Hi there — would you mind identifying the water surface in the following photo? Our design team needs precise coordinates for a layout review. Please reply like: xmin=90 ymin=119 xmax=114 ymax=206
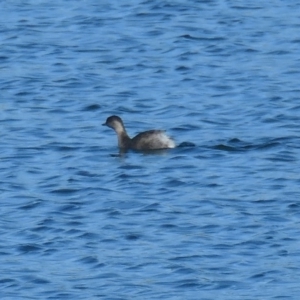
xmin=1 ymin=1 xmax=300 ymax=299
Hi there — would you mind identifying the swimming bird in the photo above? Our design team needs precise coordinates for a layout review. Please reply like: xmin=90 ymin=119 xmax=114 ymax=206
xmin=103 ymin=115 xmax=176 ymax=150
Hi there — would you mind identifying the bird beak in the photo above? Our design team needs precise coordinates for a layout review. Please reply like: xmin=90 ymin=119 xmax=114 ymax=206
xmin=102 ymin=123 xmax=107 ymax=126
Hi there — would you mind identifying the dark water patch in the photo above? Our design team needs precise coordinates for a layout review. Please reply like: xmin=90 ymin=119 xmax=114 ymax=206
xmin=117 ymin=172 xmax=143 ymax=180
xmin=165 ymin=179 xmax=186 ymax=187
xmin=175 ymin=279 xmax=201 ymax=289
xmin=105 ymin=209 xmax=122 ymax=217
xmin=173 ymin=267 xmax=196 ymax=275
xmin=211 ymin=138 xmax=285 ymax=152
xmin=160 ymin=223 xmax=177 ymax=229
xmin=266 ymin=153 xmax=297 ymax=162
xmin=48 ymin=108 xmax=69 ymax=114
xmin=268 ymin=50 xmax=291 ymax=55
xmin=77 ymin=256 xmax=99 ymax=265
xmin=228 ymin=138 xmax=242 ymax=143
xmin=55 ymin=145 xmax=78 ymax=152
xmin=212 ymin=243 xmax=233 ymax=250
xmin=0 ymin=55 xmax=9 ymax=60
xmin=50 ymin=188 xmax=79 ymax=195
xmin=0 ymin=278 xmax=17 ymax=286
xmin=76 ymin=170 xmax=98 ymax=177
xmin=206 ymin=183 xmax=221 ymax=188
xmin=138 ymin=203 xmax=160 ymax=212
xmin=262 ymin=215 xmax=289 ymax=223
xmin=263 ymin=114 xmax=286 ymax=123
xmin=231 ymin=5 xmax=263 ymax=10
xmin=175 ymin=65 xmax=190 ymax=71
xmin=109 ymin=153 xmax=123 ymax=157
xmin=237 ymin=240 xmax=268 ymax=247
xmin=19 ymin=200 xmax=43 ymax=210
xmin=287 ymin=203 xmax=300 ymax=209
xmin=212 ymin=144 xmax=240 ymax=152
xmin=100 ymin=238 xmax=117 ymax=244
xmin=270 ymin=184 xmax=287 ymax=190
xmin=17 ymin=244 xmax=42 ymax=254
xmin=244 ymin=48 xmax=259 ymax=53
xmin=66 ymin=228 xmax=83 ymax=235
xmin=254 ymin=141 xmax=281 ymax=150
xmin=250 ymin=270 xmax=281 ymax=280
xmin=169 ymin=255 xmax=202 ymax=262
xmin=125 ymin=233 xmax=141 ymax=241
xmin=169 ymin=155 xmax=188 ymax=161
xmin=31 ymin=225 xmax=53 ymax=233
xmin=119 ymin=164 xmax=144 ymax=170
xmin=180 ymin=34 xmax=225 ymax=42
xmin=31 ymin=277 xmax=50 ymax=284
xmin=59 ymin=203 xmax=82 ymax=212
xmin=213 ymin=280 xmax=242 ymax=290
xmin=82 ymin=104 xmax=101 ymax=111
xmin=133 ymin=148 xmax=175 ymax=156
xmin=37 ymin=217 xmax=55 ymax=226
xmin=254 ymin=199 xmax=277 ymax=205
xmin=277 ymin=250 xmax=288 ymax=256
xmin=177 ymin=141 xmax=196 ymax=147
xmin=79 ymin=232 xmax=99 ymax=240
xmin=15 ymin=91 xmax=33 ymax=96
xmin=114 ymin=105 xmax=140 ymax=113
xmin=73 ymin=284 xmax=89 ymax=290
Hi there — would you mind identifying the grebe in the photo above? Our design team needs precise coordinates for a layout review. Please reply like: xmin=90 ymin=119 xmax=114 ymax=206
xmin=103 ymin=115 xmax=176 ymax=150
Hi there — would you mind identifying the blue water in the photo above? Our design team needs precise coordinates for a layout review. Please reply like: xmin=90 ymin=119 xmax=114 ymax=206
xmin=1 ymin=1 xmax=300 ymax=299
